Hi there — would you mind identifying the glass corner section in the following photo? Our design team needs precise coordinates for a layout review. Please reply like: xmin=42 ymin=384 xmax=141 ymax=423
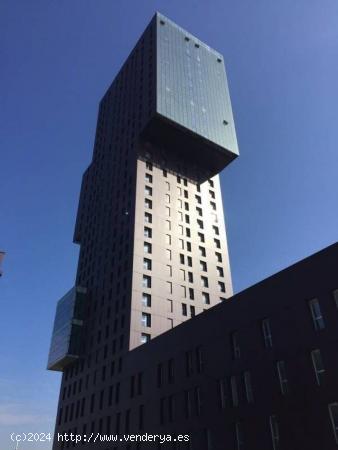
xmin=47 ymin=286 xmax=87 ymax=371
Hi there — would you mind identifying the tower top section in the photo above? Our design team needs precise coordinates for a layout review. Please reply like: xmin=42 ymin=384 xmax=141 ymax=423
xmin=102 ymin=12 xmax=239 ymax=178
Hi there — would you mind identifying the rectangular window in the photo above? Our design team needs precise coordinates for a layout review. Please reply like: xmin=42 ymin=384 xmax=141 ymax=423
xmin=235 ymin=422 xmax=244 ymax=449
xmin=328 ymin=403 xmax=338 ymax=443
xmin=218 ymin=281 xmax=225 ymax=292
xmin=230 ymin=376 xmax=238 ymax=407
xmin=195 ymin=194 xmax=201 ymax=204
xmin=185 ymin=214 xmax=190 ymax=224
xmin=140 ymin=333 xmax=150 ymax=344
xmin=144 ymin=212 xmax=152 ymax=223
xmin=190 ymin=305 xmax=195 ymax=317
xmin=311 ymin=349 xmax=325 ymax=385
xmin=179 ymin=239 xmax=184 ymax=249
xmin=143 ymin=242 xmax=152 ymax=254
xmin=243 ymin=371 xmax=254 ymax=403
xmin=166 ymin=249 xmax=172 ymax=260
xmin=262 ymin=318 xmax=273 ymax=348
xmin=165 ymin=220 xmax=171 ymax=230
xmin=217 ymin=266 xmax=224 ymax=277
xmin=202 ymin=292 xmax=210 ymax=305
xmin=165 ymin=234 xmax=171 ymax=245
xmin=185 ymin=351 xmax=193 ymax=376
xmin=179 ymin=225 xmax=184 ymax=235
xmin=208 ymin=179 xmax=214 ymax=187
xmin=177 ymin=199 xmax=183 ymax=209
xmin=142 ymin=293 xmax=151 ymax=307
xmin=165 ymin=181 xmax=170 ymax=190
xmin=166 ymin=282 xmax=172 ymax=294
xmin=142 ymin=275 xmax=151 ymax=288
xmin=200 ymin=261 xmax=207 ymax=271
xmin=165 ymin=194 xmax=170 ymax=203
xmin=201 ymin=276 xmax=208 ymax=287
xmin=187 ymin=256 xmax=192 ymax=267
xmin=144 ymin=226 xmax=152 ymax=238
xmin=214 ymin=238 xmax=221 ymax=248
xmin=166 ymin=265 xmax=172 ymax=277
xmin=231 ymin=331 xmax=240 ymax=359
xmin=146 ymin=162 xmax=153 ymax=171
xmin=197 ymin=219 xmax=204 ymax=229
xmin=184 ymin=189 xmax=188 ymax=199
xmin=308 ymin=298 xmax=325 ymax=330
xmin=198 ymin=232 xmax=205 ymax=243
xmin=167 ymin=299 xmax=173 ymax=313
xmin=333 ymin=289 xmax=338 ymax=308
xmin=269 ymin=415 xmax=280 ymax=450
xmin=213 ymin=225 xmax=219 ymax=235
xmin=276 ymin=361 xmax=288 ymax=394
xmin=199 ymin=246 xmax=206 ymax=257
xmin=177 ymin=187 xmax=182 ymax=196
xmin=145 ymin=173 xmax=152 ymax=183
xmin=215 ymin=252 xmax=222 ymax=262
xmin=210 ymin=201 xmax=216 ymax=210
xmin=165 ymin=206 xmax=171 ymax=216
xmin=209 ymin=189 xmax=215 ymax=199
xmin=188 ymin=272 xmax=193 ymax=283
xmin=145 ymin=185 xmax=152 ymax=196
xmin=186 ymin=241 xmax=191 ymax=252
xmin=143 ymin=258 xmax=151 ymax=270
xmin=180 ymin=269 xmax=186 ymax=281
xmin=218 ymin=378 xmax=227 ymax=409
xmin=141 ymin=313 xmax=151 ymax=327
xmin=180 ymin=254 xmax=185 ymax=264
xmin=182 ymin=303 xmax=187 ymax=316
xmin=180 ymin=285 xmax=187 ymax=298
xmin=196 ymin=207 xmax=202 ymax=216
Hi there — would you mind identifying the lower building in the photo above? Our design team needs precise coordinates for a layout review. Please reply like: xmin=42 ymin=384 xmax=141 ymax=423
xmin=54 ymin=242 xmax=338 ymax=450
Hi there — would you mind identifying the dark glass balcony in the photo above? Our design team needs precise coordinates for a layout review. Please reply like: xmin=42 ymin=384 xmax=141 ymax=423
xmin=47 ymin=286 xmax=86 ymax=371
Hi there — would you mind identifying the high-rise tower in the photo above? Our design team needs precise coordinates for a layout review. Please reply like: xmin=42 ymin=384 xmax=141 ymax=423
xmin=48 ymin=12 xmax=238 ymax=448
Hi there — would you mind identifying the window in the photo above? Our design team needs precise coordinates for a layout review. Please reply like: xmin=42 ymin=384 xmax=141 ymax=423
xmin=202 ymin=292 xmax=210 ymax=304
xmin=276 ymin=361 xmax=288 ymax=395
xmin=209 ymin=189 xmax=215 ymax=199
xmin=184 ymin=190 xmax=188 ymax=199
xmin=201 ymin=276 xmax=208 ymax=287
xmin=269 ymin=415 xmax=279 ymax=450
xmin=186 ymin=228 xmax=191 ymax=237
xmin=214 ymin=238 xmax=220 ymax=248
xmin=165 ymin=234 xmax=171 ymax=245
xmin=187 ymin=256 xmax=192 ymax=267
xmin=177 ymin=187 xmax=182 ymax=196
xmin=190 ymin=305 xmax=195 ymax=317
xmin=188 ymin=272 xmax=193 ymax=283
xmin=141 ymin=313 xmax=151 ymax=327
xmin=311 ymin=349 xmax=325 ymax=385
xmin=145 ymin=173 xmax=152 ymax=183
xmin=196 ymin=184 xmax=201 ymax=192
xmin=184 ymin=202 xmax=189 ymax=211
xmin=210 ymin=201 xmax=216 ymax=210
xmin=179 ymin=225 xmax=184 ymax=235
xmin=177 ymin=199 xmax=183 ymax=209
xmin=167 ymin=299 xmax=173 ymax=312
xmin=165 ymin=194 xmax=170 ymax=203
xmin=185 ymin=214 xmax=190 ymax=224
xmin=185 ymin=351 xmax=193 ymax=376
xmin=166 ymin=265 xmax=172 ymax=277
xmin=165 ymin=220 xmax=171 ymax=230
xmin=213 ymin=225 xmax=219 ymax=235
xmin=146 ymin=161 xmax=153 ymax=171
xmin=165 ymin=181 xmax=170 ymax=190
xmin=165 ymin=206 xmax=171 ymax=216
xmin=208 ymin=179 xmax=214 ymax=187
xmin=144 ymin=242 xmax=152 ymax=254
xmin=163 ymin=170 xmax=168 ymax=178
xmin=186 ymin=241 xmax=191 ymax=252
xmin=166 ymin=249 xmax=172 ymax=260
xmin=180 ymin=269 xmax=186 ymax=281
xmin=189 ymin=288 xmax=194 ymax=300
xmin=243 ymin=371 xmax=254 ymax=403
xmin=197 ymin=219 xmax=204 ymax=229
xmin=143 ymin=258 xmax=151 ymax=270
xmin=200 ymin=261 xmax=207 ymax=272
xmin=199 ymin=246 xmax=206 ymax=257
xmin=145 ymin=185 xmax=152 ymax=196
xmin=218 ymin=378 xmax=227 ymax=409
xmin=328 ymin=403 xmax=338 ymax=443
xmin=142 ymin=275 xmax=151 ymax=288
xmin=167 ymin=282 xmax=172 ymax=294
xmin=180 ymin=254 xmax=185 ymax=265
xmin=212 ymin=213 xmax=218 ymax=223
xmin=182 ymin=303 xmax=187 ymax=316
xmin=144 ymin=226 xmax=152 ymax=238
xmin=217 ymin=266 xmax=224 ymax=277
xmin=195 ymin=194 xmax=201 ymax=204
xmin=215 ymin=252 xmax=222 ymax=262
xmin=308 ymin=298 xmax=325 ymax=330
xmin=180 ymin=285 xmax=187 ymax=298
xmin=235 ymin=422 xmax=244 ymax=449
xmin=179 ymin=239 xmax=184 ymax=249
xmin=142 ymin=293 xmax=151 ymax=307
xmin=141 ymin=333 xmax=150 ymax=344
xmin=178 ymin=211 xmax=183 ymax=222
xmin=230 ymin=376 xmax=238 ymax=407
xmin=231 ymin=331 xmax=240 ymax=359
xmin=218 ymin=281 xmax=225 ymax=293
xmin=144 ymin=212 xmax=152 ymax=223
xmin=177 ymin=175 xmax=181 ymax=184
xmin=262 ymin=318 xmax=273 ymax=348
xmin=198 ymin=232 xmax=205 ymax=243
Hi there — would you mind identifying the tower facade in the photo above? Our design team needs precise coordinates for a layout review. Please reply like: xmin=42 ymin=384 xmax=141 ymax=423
xmin=48 ymin=12 xmax=238 ymax=448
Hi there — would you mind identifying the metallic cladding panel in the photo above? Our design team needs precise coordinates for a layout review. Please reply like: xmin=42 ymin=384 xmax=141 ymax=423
xmin=156 ymin=13 xmax=239 ymax=158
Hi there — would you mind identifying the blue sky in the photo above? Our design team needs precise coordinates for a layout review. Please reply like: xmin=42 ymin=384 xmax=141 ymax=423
xmin=1 ymin=0 xmax=337 ymax=448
